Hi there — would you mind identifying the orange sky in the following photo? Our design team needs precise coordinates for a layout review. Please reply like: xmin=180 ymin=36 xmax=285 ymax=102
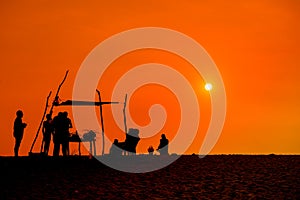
xmin=0 ymin=0 xmax=299 ymax=156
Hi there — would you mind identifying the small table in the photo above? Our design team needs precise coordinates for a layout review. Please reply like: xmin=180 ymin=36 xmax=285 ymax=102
xmin=69 ymin=134 xmax=96 ymax=156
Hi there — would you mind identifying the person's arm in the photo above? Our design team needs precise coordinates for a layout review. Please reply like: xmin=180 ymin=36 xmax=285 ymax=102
xmin=69 ymin=119 xmax=73 ymax=128
xmin=22 ymin=119 xmax=27 ymax=128
xmin=13 ymin=118 xmax=18 ymax=130
xmin=157 ymin=140 xmax=162 ymax=150
xmin=42 ymin=121 xmax=46 ymax=134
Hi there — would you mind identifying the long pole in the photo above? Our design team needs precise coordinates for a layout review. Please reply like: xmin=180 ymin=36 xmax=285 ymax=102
xmin=29 ymin=91 xmax=52 ymax=155
xmin=29 ymin=70 xmax=69 ymax=155
xmin=96 ymin=89 xmax=105 ymax=156
xmin=123 ymin=94 xmax=128 ymax=134
xmin=49 ymin=70 xmax=69 ymax=117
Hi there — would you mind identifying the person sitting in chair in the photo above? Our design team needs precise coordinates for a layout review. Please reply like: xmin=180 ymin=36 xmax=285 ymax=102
xmin=110 ymin=139 xmax=122 ymax=156
xmin=157 ymin=134 xmax=169 ymax=155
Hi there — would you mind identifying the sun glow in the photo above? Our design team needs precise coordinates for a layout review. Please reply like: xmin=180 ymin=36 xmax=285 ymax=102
xmin=205 ymin=83 xmax=213 ymax=91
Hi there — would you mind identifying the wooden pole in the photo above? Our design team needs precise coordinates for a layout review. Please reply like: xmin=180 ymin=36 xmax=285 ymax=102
xmin=29 ymin=91 xmax=52 ymax=155
xmin=29 ymin=70 xmax=69 ymax=155
xmin=96 ymin=89 xmax=105 ymax=156
xmin=123 ymin=94 xmax=128 ymax=134
xmin=49 ymin=70 xmax=69 ymax=117
xmin=93 ymin=139 xmax=96 ymax=156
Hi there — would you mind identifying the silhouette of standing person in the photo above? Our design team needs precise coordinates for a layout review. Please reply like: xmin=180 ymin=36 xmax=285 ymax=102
xmin=61 ymin=112 xmax=72 ymax=156
xmin=52 ymin=112 xmax=63 ymax=156
xmin=42 ymin=114 xmax=54 ymax=156
xmin=52 ymin=112 xmax=73 ymax=156
xmin=13 ymin=110 xmax=27 ymax=157
xmin=157 ymin=134 xmax=169 ymax=155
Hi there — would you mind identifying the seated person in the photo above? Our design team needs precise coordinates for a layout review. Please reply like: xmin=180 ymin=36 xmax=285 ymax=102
xmin=157 ymin=134 xmax=169 ymax=155
xmin=110 ymin=139 xmax=122 ymax=155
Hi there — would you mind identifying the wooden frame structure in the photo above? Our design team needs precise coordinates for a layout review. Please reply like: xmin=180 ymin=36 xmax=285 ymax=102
xmin=29 ymin=70 xmax=120 ymax=156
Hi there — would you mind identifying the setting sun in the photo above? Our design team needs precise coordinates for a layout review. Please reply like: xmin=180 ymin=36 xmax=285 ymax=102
xmin=205 ymin=83 xmax=213 ymax=91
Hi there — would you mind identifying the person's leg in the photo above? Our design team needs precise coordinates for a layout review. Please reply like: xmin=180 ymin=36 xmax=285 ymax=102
xmin=41 ymin=139 xmax=45 ymax=154
xmin=14 ymin=138 xmax=21 ymax=157
xmin=65 ymin=138 xmax=70 ymax=156
xmin=44 ymin=139 xmax=50 ymax=156
xmin=53 ymin=140 xmax=60 ymax=156
xmin=67 ymin=140 xmax=70 ymax=156
xmin=62 ymin=138 xmax=67 ymax=156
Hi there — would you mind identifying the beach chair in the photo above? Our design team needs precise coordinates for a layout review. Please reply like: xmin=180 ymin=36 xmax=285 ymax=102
xmin=118 ymin=128 xmax=140 ymax=155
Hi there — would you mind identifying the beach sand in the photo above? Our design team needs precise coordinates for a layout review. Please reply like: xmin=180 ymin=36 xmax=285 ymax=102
xmin=0 ymin=155 xmax=299 ymax=199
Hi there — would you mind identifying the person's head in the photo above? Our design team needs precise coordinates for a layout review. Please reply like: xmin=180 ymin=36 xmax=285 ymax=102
xmin=161 ymin=134 xmax=166 ymax=139
xmin=58 ymin=112 xmax=63 ymax=117
xmin=46 ymin=114 xmax=52 ymax=120
xmin=63 ymin=111 xmax=68 ymax=117
xmin=16 ymin=110 xmax=23 ymax=118
xmin=113 ymin=139 xmax=119 ymax=144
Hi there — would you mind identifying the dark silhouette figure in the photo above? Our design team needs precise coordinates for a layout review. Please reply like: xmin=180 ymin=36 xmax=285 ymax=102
xmin=118 ymin=128 xmax=140 ymax=155
xmin=157 ymin=134 xmax=169 ymax=155
xmin=52 ymin=112 xmax=63 ymax=156
xmin=62 ymin=112 xmax=72 ymax=156
xmin=42 ymin=114 xmax=54 ymax=156
xmin=148 ymin=145 xmax=154 ymax=155
xmin=109 ymin=139 xmax=122 ymax=156
xmin=52 ymin=112 xmax=72 ymax=156
xmin=13 ymin=110 xmax=27 ymax=157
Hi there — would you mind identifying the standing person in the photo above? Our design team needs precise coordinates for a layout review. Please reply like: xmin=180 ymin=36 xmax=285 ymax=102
xmin=61 ymin=112 xmax=72 ymax=156
xmin=52 ymin=112 xmax=73 ymax=156
xmin=52 ymin=112 xmax=63 ymax=157
xmin=42 ymin=114 xmax=54 ymax=156
xmin=157 ymin=134 xmax=169 ymax=155
xmin=13 ymin=110 xmax=27 ymax=157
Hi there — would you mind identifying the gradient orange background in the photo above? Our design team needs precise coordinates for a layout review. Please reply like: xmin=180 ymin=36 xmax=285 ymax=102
xmin=0 ymin=1 xmax=299 ymax=156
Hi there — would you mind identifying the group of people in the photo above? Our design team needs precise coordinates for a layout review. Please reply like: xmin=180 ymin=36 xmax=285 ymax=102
xmin=13 ymin=110 xmax=168 ymax=157
xmin=43 ymin=112 xmax=73 ymax=156
xmin=110 ymin=133 xmax=169 ymax=156
xmin=13 ymin=110 xmax=72 ymax=157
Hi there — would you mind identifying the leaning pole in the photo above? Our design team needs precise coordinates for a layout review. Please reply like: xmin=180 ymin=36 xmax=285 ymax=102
xmin=29 ymin=70 xmax=69 ymax=156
